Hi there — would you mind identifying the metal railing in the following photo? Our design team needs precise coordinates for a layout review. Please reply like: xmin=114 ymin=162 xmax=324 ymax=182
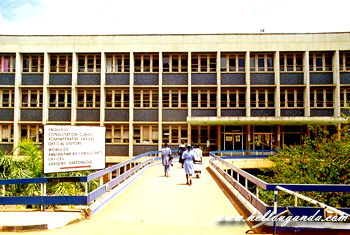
xmin=0 ymin=150 xmax=173 ymax=212
xmin=209 ymin=151 xmax=350 ymax=219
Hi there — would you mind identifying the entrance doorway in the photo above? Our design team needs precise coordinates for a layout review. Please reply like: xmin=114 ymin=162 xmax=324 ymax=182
xmin=253 ymin=133 xmax=273 ymax=150
xmin=224 ymin=133 xmax=243 ymax=150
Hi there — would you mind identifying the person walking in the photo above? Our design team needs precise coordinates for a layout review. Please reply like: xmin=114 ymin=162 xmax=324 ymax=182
xmin=161 ymin=143 xmax=172 ymax=177
xmin=181 ymin=144 xmax=195 ymax=185
xmin=178 ymin=140 xmax=186 ymax=168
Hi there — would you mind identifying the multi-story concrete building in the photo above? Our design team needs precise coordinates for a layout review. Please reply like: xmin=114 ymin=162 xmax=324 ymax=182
xmin=0 ymin=33 xmax=349 ymax=162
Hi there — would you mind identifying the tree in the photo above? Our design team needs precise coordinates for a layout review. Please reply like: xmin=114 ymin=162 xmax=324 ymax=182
xmin=259 ymin=125 xmax=350 ymax=208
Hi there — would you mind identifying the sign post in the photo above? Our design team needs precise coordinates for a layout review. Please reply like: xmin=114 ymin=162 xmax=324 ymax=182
xmin=43 ymin=125 xmax=106 ymax=174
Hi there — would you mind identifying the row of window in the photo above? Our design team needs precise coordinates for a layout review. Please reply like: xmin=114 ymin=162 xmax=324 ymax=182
xmin=2 ymin=88 xmax=348 ymax=109
xmin=1 ymin=52 xmax=350 ymax=73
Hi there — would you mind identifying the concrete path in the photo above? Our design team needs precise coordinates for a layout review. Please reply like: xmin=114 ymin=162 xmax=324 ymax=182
xmin=0 ymin=161 xmax=252 ymax=234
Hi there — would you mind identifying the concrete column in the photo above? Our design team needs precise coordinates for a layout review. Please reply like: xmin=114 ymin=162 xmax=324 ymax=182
xmin=71 ymin=52 xmax=77 ymax=125
xmin=187 ymin=52 xmax=192 ymax=144
xmin=246 ymin=51 xmax=251 ymax=117
xmin=100 ymin=52 xmax=106 ymax=126
xmin=333 ymin=50 xmax=340 ymax=117
xmin=42 ymin=52 xmax=49 ymax=124
xmin=158 ymin=52 xmax=163 ymax=148
xmin=217 ymin=51 xmax=221 ymax=117
xmin=304 ymin=51 xmax=310 ymax=117
xmin=13 ymin=52 xmax=22 ymax=154
xmin=275 ymin=51 xmax=280 ymax=117
xmin=129 ymin=52 xmax=134 ymax=157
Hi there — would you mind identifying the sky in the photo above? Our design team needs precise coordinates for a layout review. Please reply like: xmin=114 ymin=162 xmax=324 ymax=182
xmin=0 ymin=0 xmax=349 ymax=35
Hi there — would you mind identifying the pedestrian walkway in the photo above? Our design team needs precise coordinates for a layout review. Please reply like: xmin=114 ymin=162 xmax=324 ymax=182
xmin=0 ymin=160 xmax=253 ymax=235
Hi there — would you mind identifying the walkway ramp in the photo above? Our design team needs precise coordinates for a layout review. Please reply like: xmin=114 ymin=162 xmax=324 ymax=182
xmin=2 ymin=160 xmax=250 ymax=234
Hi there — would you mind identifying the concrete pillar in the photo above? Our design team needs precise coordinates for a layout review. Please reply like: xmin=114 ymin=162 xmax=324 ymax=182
xmin=275 ymin=51 xmax=280 ymax=117
xmin=333 ymin=50 xmax=340 ymax=117
xmin=71 ymin=52 xmax=77 ymax=125
xmin=217 ymin=51 xmax=221 ymax=117
xmin=42 ymin=52 xmax=49 ymax=125
xmin=100 ymin=52 xmax=106 ymax=126
xmin=304 ymin=51 xmax=310 ymax=117
xmin=13 ymin=52 xmax=22 ymax=154
xmin=158 ymin=52 xmax=163 ymax=148
xmin=246 ymin=51 xmax=251 ymax=117
xmin=129 ymin=52 xmax=134 ymax=157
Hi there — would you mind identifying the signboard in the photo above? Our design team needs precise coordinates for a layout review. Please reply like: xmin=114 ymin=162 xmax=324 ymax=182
xmin=43 ymin=125 xmax=106 ymax=174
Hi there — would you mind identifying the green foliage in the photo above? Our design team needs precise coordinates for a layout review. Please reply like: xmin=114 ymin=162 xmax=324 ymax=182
xmin=259 ymin=125 xmax=350 ymax=208
xmin=0 ymin=139 xmax=98 ymax=197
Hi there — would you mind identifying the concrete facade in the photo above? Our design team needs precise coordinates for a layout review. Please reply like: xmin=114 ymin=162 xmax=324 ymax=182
xmin=0 ymin=33 xmax=349 ymax=162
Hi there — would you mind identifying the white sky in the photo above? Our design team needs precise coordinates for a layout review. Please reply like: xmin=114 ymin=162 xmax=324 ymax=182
xmin=0 ymin=0 xmax=349 ymax=35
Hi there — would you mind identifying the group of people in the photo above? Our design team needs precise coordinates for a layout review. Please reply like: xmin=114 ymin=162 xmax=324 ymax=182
xmin=161 ymin=141 xmax=202 ymax=186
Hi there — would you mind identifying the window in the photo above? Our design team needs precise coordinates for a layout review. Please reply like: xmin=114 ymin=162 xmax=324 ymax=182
xmin=192 ymin=89 xmax=216 ymax=108
xmin=251 ymin=89 xmax=275 ymax=108
xmin=22 ymin=54 xmax=44 ymax=73
xmin=341 ymin=88 xmax=350 ymax=107
xmin=134 ymin=89 xmax=158 ymax=108
xmin=221 ymin=89 xmax=246 ymax=108
xmin=0 ymin=89 xmax=14 ymax=108
xmin=0 ymin=125 xmax=13 ymax=143
xmin=0 ymin=54 xmax=15 ymax=73
xmin=21 ymin=89 xmax=43 ymax=108
xmin=78 ymin=54 xmax=101 ymax=73
xmin=162 ymin=89 xmax=187 ymax=108
xmin=133 ymin=125 xmax=158 ymax=144
xmin=250 ymin=53 xmax=274 ymax=72
xmin=309 ymin=52 xmax=333 ymax=72
xmin=49 ymin=90 xmax=71 ymax=108
xmin=106 ymin=54 xmax=130 ymax=73
xmin=221 ymin=53 xmax=245 ymax=72
xmin=21 ymin=125 xmax=42 ymax=144
xmin=162 ymin=125 xmax=188 ymax=144
xmin=134 ymin=54 xmax=159 ymax=72
xmin=280 ymin=89 xmax=304 ymax=108
xmin=106 ymin=125 xmax=129 ymax=144
xmin=191 ymin=126 xmax=217 ymax=146
xmin=105 ymin=89 xmax=129 ymax=108
xmin=340 ymin=52 xmax=350 ymax=71
xmin=50 ymin=54 xmax=72 ymax=73
xmin=192 ymin=53 xmax=216 ymax=72
xmin=310 ymin=88 xmax=333 ymax=108
xmin=163 ymin=53 xmax=188 ymax=72
xmin=77 ymin=89 xmax=100 ymax=108
xmin=280 ymin=53 xmax=303 ymax=72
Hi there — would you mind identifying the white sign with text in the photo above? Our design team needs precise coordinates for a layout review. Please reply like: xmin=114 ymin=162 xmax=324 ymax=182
xmin=43 ymin=125 xmax=106 ymax=174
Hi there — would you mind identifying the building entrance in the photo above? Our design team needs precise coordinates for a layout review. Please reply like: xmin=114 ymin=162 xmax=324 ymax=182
xmin=224 ymin=133 xmax=243 ymax=150
xmin=253 ymin=133 xmax=273 ymax=150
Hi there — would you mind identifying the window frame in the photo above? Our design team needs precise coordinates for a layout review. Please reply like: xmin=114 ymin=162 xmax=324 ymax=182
xmin=21 ymin=89 xmax=43 ymax=108
xmin=162 ymin=125 xmax=188 ymax=145
xmin=21 ymin=124 xmax=42 ymax=144
xmin=309 ymin=52 xmax=333 ymax=72
xmin=106 ymin=125 xmax=129 ymax=144
xmin=163 ymin=53 xmax=188 ymax=73
xmin=220 ymin=53 xmax=245 ymax=72
xmin=162 ymin=89 xmax=188 ymax=108
xmin=133 ymin=125 xmax=158 ymax=144
xmin=78 ymin=54 xmax=101 ymax=73
xmin=105 ymin=89 xmax=129 ymax=108
xmin=280 ymin=88 xmax=304 ymax=108
xmin=250 ymin=53 xmax=274 ymax=72
xmin=106 ymin=54 xmax=130 ymax=73
xmin=340 ymin=52 xmax=350 ymax=72
xmin=50 ymin=54 xmax=72 ymax=73
xmin=221 ymin=88 xmax=246 ymax=108
xmin=0 ymin=54 xmax=16 ymax=73
xmin=191 ymin=53 xmax=217 ymax=73
xmin=250 ymin=88 xmax=275 ymax=108
xmin=77 ymin=89 xmax=101 ymax=108
xmin=191 ymin=89 xmax=217 ymax=108
xmin=310 ymin=88 xmax=334 ymax=108
xmin=134 ymin=54 xmax=159 ymax=73
xmin=49 ymin=89 xmax=72 ymax=108
xmin=0 ymin=124 xmax=13 ymax=143
xmin=22 ymin=54 xmax=44 ymax=73
xmin=0 ymin=89 xmax=14 ymax=108
xmin=134 ymin=89 xmax=158 ymax=108
xmin=280 ymin=53 xmax=303 ymax=72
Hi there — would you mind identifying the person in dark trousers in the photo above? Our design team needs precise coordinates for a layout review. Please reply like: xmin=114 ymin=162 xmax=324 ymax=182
xmin=178 ymin=140 xmax=186 ymax=168
xmin=161 ymin=143 xmax=172 ymax=177
xmin=181 ymin=144 xmax=195 ymax=185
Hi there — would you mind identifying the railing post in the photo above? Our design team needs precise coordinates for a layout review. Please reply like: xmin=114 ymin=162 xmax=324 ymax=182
xmin=41 ymin=181 xmax=46 ymax=211
xmin=256 ymin=186 xmax=259 ymax=199
xmin=100 ymin=176 xmax=103 ymax=187
xmin=294 ymin=195 xmax=298 ymax=207
xmin=245 ymin=178 xmax=248 ymax=189
xmin=273 ymin=189 xmax=278 ymax=235
xmin=2 ymin=185 xmax=4 ymax=197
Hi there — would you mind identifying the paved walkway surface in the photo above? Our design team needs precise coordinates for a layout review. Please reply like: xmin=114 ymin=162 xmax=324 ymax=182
xmin=0 ymin=161 xmax=254 ymax=234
